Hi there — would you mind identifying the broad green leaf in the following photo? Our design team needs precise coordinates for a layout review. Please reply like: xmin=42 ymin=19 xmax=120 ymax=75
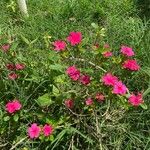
xmin=52 ymin=85 xmax=60 ymax=96
xmin=36 ymin=93 xmax=53 ymax=107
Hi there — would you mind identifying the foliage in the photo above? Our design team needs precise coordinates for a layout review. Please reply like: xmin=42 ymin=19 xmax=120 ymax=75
xmin=0 ymin=0 xmax=150 ymax=149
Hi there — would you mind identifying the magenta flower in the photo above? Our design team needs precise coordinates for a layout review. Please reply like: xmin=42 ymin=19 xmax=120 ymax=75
xmin=102 ymin=51 xmax=113 ymax=58
xmin=6 ymin=63 xmax=15 ymax=71
xmin=95 ymin=93 xmax=105 ymax=102
xmin=8 ymin=72 xmax=18 ymax=80
xmin=80 ymin=75 xmax=91 ymax=85
xmin=65 ymin=99 xmax=74 ymax=109
xmin=6 ymin=100 xmax=22 ymax=114
xmin=66 ymin=66 xmax=80 ymax=81
xmin=85 ymin=98 xmax=93 ymax=106
xmin=101 ymin=73 xmax=118 ymax=86
xmin=67 ymin=32 xmax=82 ymax=46
xmin=53 ymin=40 xmax=66 ymax=51
xmin=128 ymin=93 xmax=144 ymax=106
xmin=28 ymin=123 xmax=41 ymax=139
xmin=15 ymin=63 xmax=25 ymax=70
xmin=43 ymin=124 xmax=53 ymax=137
xmin=1 ymin=44 xmax=10 ymax=52
xmin=113 ymin=81 xmax=127 ymax=95
xmin=123 ymin=59 xmax=140 ymax=71
xmin=121 ymin=46 xmax=134 ymax=57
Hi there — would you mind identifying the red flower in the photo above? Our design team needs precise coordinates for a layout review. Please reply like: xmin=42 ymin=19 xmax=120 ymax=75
xmin=6 ymin=63 xmax=15 ymax=70
xmin=6 ymin=100 xmax=22 ymax=114
xmin=66 ymin=66 xmax=80 ymax=81
xmin=128 ymin=93 xmax=144 ymax=106
xmin=80 ymin=75 xmax=91 ymax=85
xmin=85 ymin=98 xmax=93 ymax=106
xmin=1 ymin=44 xmax=10 ymax=52
xmin=65 ymin=99 xmax=74 ymax=109
xmin=8 ymin=72 xmax=18 ymax=80
xmin=43 ymin=124 xmax=53 ymax=137
xmin=53 ymin=40 xmax=66 ymax=51
xmin=95 ymin=93 xmax=105 ymax=102
xmin=67 ymin=32 xmax=82 ymax=46
xmin=123 ymin=59 xmax=140 ymax=71
xmin=15 ymin=63 xmax=25 ymax=70
xmin=28 ymin=123 xmax=41 ymax=139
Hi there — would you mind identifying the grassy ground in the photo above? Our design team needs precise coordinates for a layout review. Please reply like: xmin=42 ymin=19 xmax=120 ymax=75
xmin=0 ymin=0 xmax=150 ymax=149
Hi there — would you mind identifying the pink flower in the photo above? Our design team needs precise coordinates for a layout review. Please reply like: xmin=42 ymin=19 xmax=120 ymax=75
xmin=121 ymin=46 xmax=134 ymax=57
xmin=80 ymin=75 xmax=91 ymax=85
xmin=123 ymin=59 xmax=140 ymax=71
xmin=113 ymin=81 xmax=127 ymax=95
xmin=28 ymin=123 xmax=41 ymax=139
xmin=6 ymin=63 xmax=15 ymax=70
xmin=15 ymin=63 xmax=25 ymax=70
xmin=104 ymin=43 xmax=110 ymax=49
xmin=65 ymin=99 xmax=74 ymax=109
xmin=85 ymin=98 xmax=93 ymax=106
xmin=6 ymin=100 xmax=22 ymax=114
xmin=43 ymin=124 xmax=53 ymax=136
xmin=8 ymin=72 xmax=18 ymax=80
xmin=66 ymin=66 xmax=80 ymax=81
xmin=101 ymin=73 xmax=118 ymax=86
xmin=128 ymin=93 xmax=144 ymax=106
xmin=53 ymin=40 xmax=66 ymax=51
xmin=95 ymin=93 xmax=105 ymax=102
xmin=102 ymin=51 xmax=113 ymax=58
xmin=67 ymin=32 xmax=82 ymax=46
xmin=1 ymin=44 xmax=10 ymax=52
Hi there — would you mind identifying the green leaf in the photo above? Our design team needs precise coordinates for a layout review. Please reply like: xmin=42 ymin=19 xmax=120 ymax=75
xmin=20 ymin=34 xmax=30 ymax=45
xmin=13 ymin=114 xmax=19 ymax=122
xmin=52 ymin=85 xmax=60 ymax=96
xmin=54 ymin=75 xmax=66 ymax=83
xmin=91 ymin=23 xmax=99 ymax=29
xmin=4 ymin=116 xmax=10 ymax=122
xmin=140 ymin=103 xmax=148 ymax=110
xmin=49 ymin=135 xmax=54 ymax=141
xmin=49 ymin=64 xmax=65 ymax=72
xmin=36 ymin=93 xmax=53 ymax=107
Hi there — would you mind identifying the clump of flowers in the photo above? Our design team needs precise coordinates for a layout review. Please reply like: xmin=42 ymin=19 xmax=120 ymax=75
xmin=28 ymin=123 xmax=53 ymax=139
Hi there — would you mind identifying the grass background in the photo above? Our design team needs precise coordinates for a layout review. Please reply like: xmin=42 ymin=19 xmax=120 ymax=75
xmin=0 ymin=0 xmax=150 ymax=149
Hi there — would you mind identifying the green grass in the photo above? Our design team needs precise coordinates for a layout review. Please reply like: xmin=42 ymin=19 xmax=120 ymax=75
xmin=0 ymin=0 xmax=150 ymax=149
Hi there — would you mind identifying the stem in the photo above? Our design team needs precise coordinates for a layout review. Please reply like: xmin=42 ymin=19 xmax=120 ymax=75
xmin=10 ymin=137 xmax=27 ymax=150
xmin=17 ymin=0 xmax=29 ymax=17
xmin=70 ymin=57 xmax=107 ymax=73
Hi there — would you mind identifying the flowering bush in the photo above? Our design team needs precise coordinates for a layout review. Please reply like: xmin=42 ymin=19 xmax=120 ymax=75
xmin=0 ymin=30 xmax=147 ymax=149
